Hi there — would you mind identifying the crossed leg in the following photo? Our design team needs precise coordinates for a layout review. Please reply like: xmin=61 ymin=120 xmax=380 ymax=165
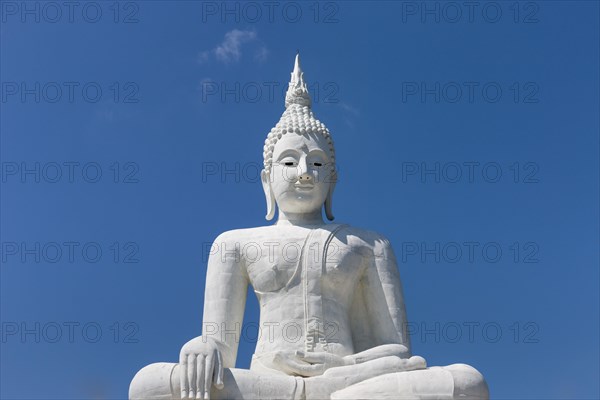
xmin=129 ymin=363 xmax=302 ymax=400
xmin=129 ymin=358 xmax=488 ymax=400
xmin=328 ymin=363 xmax=488 ymax=400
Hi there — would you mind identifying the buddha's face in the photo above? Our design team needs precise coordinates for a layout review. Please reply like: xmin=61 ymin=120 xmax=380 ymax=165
xmin=268 ymin=132 xmax=333 ymax=215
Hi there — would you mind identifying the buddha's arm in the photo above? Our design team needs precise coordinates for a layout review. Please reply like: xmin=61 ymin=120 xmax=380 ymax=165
xmin=201 ymin=233 xmax=249 ymax=368
xmin=355 ymin=236 xmax=412 ymax=359
xmin=178 ymin=233 xmax=249 ymax=399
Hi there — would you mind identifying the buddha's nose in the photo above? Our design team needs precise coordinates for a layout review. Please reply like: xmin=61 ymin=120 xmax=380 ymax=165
xmin=298 ymin=173 xmax=313 ymax=183
xmin=298 ymin=160 xmax=313 ymax=183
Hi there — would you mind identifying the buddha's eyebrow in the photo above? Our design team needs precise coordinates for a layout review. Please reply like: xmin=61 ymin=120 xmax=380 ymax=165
xmin=308 ymin=149 xmax=328 ymax=158
xmin=275 ymin=149 xmax=299 ymax=161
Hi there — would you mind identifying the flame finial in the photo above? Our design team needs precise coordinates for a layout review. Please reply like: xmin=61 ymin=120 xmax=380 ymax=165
xmin=285 ymin=53 xmax=311 ymax=108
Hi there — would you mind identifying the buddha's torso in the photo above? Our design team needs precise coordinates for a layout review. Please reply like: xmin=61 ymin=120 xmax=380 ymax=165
xmin=217 ymin=224 xmax=383 ymax=361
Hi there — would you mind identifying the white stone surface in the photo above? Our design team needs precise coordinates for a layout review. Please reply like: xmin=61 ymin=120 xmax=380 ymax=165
xmin=129 ymin=55 xmax=489 ymax=400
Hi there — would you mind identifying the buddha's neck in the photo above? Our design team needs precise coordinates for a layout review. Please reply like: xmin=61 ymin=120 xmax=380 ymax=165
xmin=276 ymin=209 xmax=325 ymax=227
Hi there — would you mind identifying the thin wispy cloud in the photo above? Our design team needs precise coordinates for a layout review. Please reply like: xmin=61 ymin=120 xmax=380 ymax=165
xmin=254 ymin=46 xmax=269 ymax=63
xmin=339 ymin=102 xmax=360 ymax=116
xmin=336 ymin=102 xmax=360 ymax=130
xmin=197 ymin=51 xmax=211 ymax=64
xmin=215 ymin=30 xmax=256 ymax=63
xmin=198 ymin=29 xmax=268 ymax=65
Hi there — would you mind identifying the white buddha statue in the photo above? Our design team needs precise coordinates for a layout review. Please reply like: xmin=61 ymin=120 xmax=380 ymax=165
xmin=129 ymin=55 xmax=489 ymax=400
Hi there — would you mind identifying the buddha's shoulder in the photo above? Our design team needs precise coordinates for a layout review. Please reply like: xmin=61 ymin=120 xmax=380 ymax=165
xmin=336 ymin=224 xmax=394 ymax=253
xmin=212 ymin=226 xmax=276 ymax=244
xmin=212 ymin=224 xmax=394 ymax=252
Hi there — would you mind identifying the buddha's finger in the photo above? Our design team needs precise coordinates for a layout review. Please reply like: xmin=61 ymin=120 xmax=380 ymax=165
xmin=180 ymin=353 xmax=188 ymax=399
xmin=214 ymin=349 xmax=224 ymax=389
xmin=204 ymin=352 xmax=215 ymax=399
xmin=195 ymin=354 xmax=206 ymax=400
xmin=287 ymin=359 xmax=322 ymax=377
xmin=272 ymin=352 xmax=313 ymax=376
xmin=407 ymin=355 xmax=427 ymax=370
xmin=295 ymin=350 xmax=326 ymax=364
xmin=187 ymin=354 xmax=197 ymax=399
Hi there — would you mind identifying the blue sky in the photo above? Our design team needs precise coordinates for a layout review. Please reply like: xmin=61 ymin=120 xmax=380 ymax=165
xmin=1 ymin=1 xmax=599 ymax=399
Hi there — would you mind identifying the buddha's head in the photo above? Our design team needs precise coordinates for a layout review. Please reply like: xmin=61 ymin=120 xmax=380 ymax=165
xmin=261 ymin=54 xmax=337 ymax=221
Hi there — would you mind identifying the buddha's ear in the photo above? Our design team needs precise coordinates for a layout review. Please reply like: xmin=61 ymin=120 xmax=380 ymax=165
xmin=261 ymin=169 xmax=276 ymax=221
xmin=324 ymin=169 xmax=337 ymax=221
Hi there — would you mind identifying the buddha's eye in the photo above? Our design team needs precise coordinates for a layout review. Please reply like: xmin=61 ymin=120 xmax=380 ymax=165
xmin=313 ymin=162 xmax=323 ymax=167
xmin=283 ymin=161 xmax=296 ymax=167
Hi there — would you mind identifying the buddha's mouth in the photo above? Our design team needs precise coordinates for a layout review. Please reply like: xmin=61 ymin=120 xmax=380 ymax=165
xmin=294 ymin=184 xmax=314 ymax=191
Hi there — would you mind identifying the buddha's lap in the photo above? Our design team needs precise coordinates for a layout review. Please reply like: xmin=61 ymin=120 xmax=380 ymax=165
xmin=130 ymin=358 xmax=488 ymax=399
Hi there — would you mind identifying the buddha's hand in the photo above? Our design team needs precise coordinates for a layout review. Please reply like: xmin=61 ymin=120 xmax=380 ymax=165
xmin=263 ymin=350 xmax=347 ymax=377
xmin=295 ymin=350 xmax=349 ymax=375
xmin=346 ymin=344 xmax=413 ymax=365
xmin=179 ymin=336 xmax=224 ymax=400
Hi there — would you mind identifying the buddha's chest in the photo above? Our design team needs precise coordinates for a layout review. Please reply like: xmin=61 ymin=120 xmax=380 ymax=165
xmin=244 ymin=237 xmax=364 ymax=296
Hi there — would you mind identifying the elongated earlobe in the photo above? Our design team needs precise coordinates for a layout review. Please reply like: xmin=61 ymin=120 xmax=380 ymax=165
xmin=324 ymin=171 xmax=336 ymax=221
xmin=261 ymin=170 xmax=276 ymax=221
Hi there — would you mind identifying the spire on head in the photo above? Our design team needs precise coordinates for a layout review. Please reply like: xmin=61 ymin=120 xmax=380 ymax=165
xmin=285 ymin=53 xmax=312 ymax=108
